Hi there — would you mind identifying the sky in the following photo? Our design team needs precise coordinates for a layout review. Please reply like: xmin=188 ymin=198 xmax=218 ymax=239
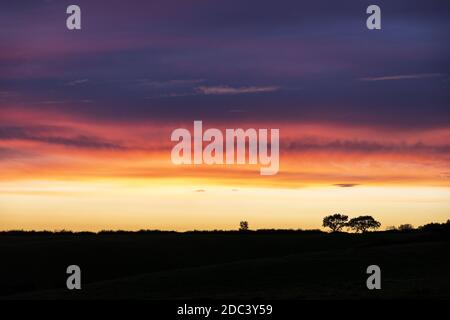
xmin=0 ymin=0 xmax=449 ymax=231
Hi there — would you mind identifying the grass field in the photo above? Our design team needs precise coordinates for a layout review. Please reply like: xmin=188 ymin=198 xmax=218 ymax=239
xmin=1 ymin=228 xmax=449 ymax=299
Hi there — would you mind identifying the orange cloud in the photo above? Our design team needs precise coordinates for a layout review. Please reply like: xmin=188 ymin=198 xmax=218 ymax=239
xmin=0 ymin=107 xmax=449 ymax=188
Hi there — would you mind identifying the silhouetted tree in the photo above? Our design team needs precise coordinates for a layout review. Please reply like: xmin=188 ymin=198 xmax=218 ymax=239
xmin=347 ymin=216 xmax=381 ymax=233
xmin=322 ymin=214 xmax=348 ymax=232
xmin=398 ymin=224 xmax=414 ymax=231
xmin=239 ymin=221 xmax=249 ymax=231
xmin=419 ymin=220 xmax=450 ymax=232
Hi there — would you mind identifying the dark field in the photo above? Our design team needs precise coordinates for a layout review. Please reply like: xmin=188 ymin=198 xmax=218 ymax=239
xmin=1 ymin=229 xmax=449 ymax=299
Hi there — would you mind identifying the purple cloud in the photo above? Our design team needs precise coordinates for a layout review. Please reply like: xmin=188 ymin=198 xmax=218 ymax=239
xmin=196 ymin=85 xmax=279 ymax=95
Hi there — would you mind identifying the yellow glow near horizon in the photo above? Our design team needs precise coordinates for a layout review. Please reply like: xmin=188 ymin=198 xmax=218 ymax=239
xmin=1 ymin=179 xmax=449 ymax=231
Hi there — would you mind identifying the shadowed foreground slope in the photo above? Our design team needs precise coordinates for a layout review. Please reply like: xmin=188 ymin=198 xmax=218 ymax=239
xmin=1 ymin=229 xmax=449 ymax=299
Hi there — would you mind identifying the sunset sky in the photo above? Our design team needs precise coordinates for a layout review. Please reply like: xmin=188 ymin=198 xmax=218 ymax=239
xmin=1 ymin=0 xmax=449 ymax=231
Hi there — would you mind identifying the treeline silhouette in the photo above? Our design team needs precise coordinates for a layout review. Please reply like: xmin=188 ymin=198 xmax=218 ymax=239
xmin=0 ymin=229 xmax=323 ymax=235
xmin=1 ymin=219 xmax=449 ymax=235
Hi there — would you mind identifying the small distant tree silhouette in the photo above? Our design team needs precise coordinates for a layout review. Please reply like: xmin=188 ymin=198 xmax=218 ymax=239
xmin=239 ymin=221 xmax=249 ymax=231
xmin=347 ymin=216 xmax=381 ymax=233
xmin=398 ymin=224 xmax=414 ymax=231
xmin=322 ymin=214 xmax=348 ymax=232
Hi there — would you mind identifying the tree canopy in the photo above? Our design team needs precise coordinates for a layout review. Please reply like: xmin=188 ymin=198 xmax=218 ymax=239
xmin=347 ymin=216 xmax=381 ymax=233
xmin=322 ymin=214 xmax=349 ymax=232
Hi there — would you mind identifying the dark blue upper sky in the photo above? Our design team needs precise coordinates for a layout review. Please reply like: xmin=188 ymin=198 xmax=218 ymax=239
xmin=1 ymin=0 xmax=449 ymax=128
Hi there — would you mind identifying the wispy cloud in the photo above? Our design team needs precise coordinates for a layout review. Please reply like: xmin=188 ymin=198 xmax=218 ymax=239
xmin=334 ymin=183 xmax=359 ymax=188
xmin=137 ymin=79 xmax=205 ymax=88
xmin=39 ymin=100 xmax=70 ymax=105
xmin=359 ymin=73 xmax=443 ymax=81
xmin=283 ymin=139 xmax=450 ymax=155
xmin=66 ymin=79 xmax=89 ymax=86
xmin=196 ymin=85 xmax=279 ymax=95
xmin=440 ymin=172 xmax=450 ymax=179
xmin=0 ymin=147 xmax=35 ymax=160
xmin=0 ymin=126 xmax=126 ymax=150
xmin=39 ymin=99 xmax=93 ymax=105
xmin=0 ymin=91 xmax=18 ymax=98
xmin=228 ymin=110 xmax=247 ymax=113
